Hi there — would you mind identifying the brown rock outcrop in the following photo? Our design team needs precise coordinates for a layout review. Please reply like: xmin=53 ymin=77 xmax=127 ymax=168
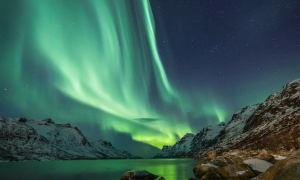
xmin=217 ymin=164 xmax=256 ymax=180
xmin=193 ymin=164 xmax=216 ymax=177
xmin=120 ymin=170 xmax=157 ymax=180
xmin=257 ymin=150 xmax=300 ymax=180
xmin=259 ymin=154 xmax=276 ymax=164
xmin=201 ymin=171 xmax=224 ymax=180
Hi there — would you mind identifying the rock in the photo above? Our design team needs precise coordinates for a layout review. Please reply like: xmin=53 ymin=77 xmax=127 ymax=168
xmin=217 ymin=164 xmax=256 ymax=180
xmin=259 ymin=154 xmax=276 ymax=164
xmin=231 ymin=157 xmax=245 ymax=165
xmin=235 ymin=152 xmax=242 ymax=158
xmin=193 ymin=164 xmax=217 ymax=177
xmin=61 ymin=123 xmax=72 ymax=128
xmin=245 ymin=153 xmax=256 ymax=158
xmin=195 ymin=159 xmax=209 ymax=167
xmin=207 ymin=150 xmax=217 ymax=159
xmin=201 ymin=171 xmax=224 ymax=180
xmin=18 ymin=117 xmax=27 ymax=123
xmin=257 ymin=149 xmax=268 ymax=158
xmin=257 ymin=149 xmax=300 ymax=180
xmin=120 ymin=170 xmax=157 ymax=180
xmin=159 ymin=177 xmax=165 ymax=180
xmin=44 ymin=118 xmax=54 ymax=123
xmin=208 ymin=157 xmax=233 ymax=167
xmin=243 ymin=158 xmax=273 ymax=174
xmin=207 ymin=151 xmax=217 ymax=156
xmin=222 ymin=152 xmax=231 ymax=158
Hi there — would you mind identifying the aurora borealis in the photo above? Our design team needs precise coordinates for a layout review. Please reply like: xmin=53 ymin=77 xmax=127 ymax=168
xmin=1 ymin=0 xmax=300 ymax=157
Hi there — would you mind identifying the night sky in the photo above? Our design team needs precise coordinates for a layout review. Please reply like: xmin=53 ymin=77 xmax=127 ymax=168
xmin=0 ymin=0 xmax=300 ymax=158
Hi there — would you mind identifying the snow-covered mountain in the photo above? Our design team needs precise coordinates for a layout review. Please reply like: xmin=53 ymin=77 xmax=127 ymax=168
xmin=189 ymin=122 xmax=225 ymax=154
xmin=210 ymin=104 xmax=259 ymax=146
xmin=194 ymin=78 xmax=300 ymax=157
xmin=153 ymin=133 xmax=195 ymax=158
xmin=153 ymin=122 xmax=226 ymax=158
xmin=154 ymin=78 xmax=300 ymax=158
xmin=0 ymin=116 xmax=141 ymax=161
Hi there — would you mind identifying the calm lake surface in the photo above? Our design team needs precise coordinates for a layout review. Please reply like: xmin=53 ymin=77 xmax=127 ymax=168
xmin=0 ymin=158 xmax=199 ymax=180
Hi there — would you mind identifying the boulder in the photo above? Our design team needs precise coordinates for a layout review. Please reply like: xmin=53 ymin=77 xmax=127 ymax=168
xmin=257 ymin=149 xmax=300 ymax=180
xmin=223 ymin=152 xmax=231 ymax=158
xmin=120 ymin=170 xmax=157 ymax=180
xmin=257 ymin=149 xmax=268 ymax=158
xmin=44 ymin=118 xmax=54 ymax=123
xmin=231 ymin=157 xmax=245 ymax=165
xmin=208 ymin=157 xmax=232 ymax=167
xmin=206 ymin=151 xmax=217 ymax=159
xmin=18 ymin=117 xmax=27 ymax=123
xmin=194 ymin=159 xmax=209 ymax=168
xmin=217 ymin=164 xmax=256 ymax=180
xmin=207 ymin=151 xmax=217 ymax=156
xmin=259 ymin=154 xmax=276 ymax=164
xmin=201 ymin=171 xmax=224 ymax=180
xmin=193 ymin=164 xmax=217 ymax=177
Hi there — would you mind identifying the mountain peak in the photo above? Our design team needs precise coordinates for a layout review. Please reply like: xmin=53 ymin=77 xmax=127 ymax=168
xmin=182 ymin=133 xmax=195 ymax=139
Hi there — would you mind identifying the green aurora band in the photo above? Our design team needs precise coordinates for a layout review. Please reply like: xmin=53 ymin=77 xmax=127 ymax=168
xmin=0 ymin=0 xmax=227 ymax=149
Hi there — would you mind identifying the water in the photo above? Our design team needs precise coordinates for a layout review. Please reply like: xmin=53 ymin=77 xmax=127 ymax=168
xmin=0 ymin=158 xmax=199 ymax=180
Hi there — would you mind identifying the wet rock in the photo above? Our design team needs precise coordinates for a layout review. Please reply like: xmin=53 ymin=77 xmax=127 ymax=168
xmin=208 ymin=156 xmax=233 ymax=167
xmin=217 ymin=164 xmax=256 ymax=180
xmin=120 ymin=170 xmax=158 ymax=180
xmin=259 ymin=154 xmax=276 ymax=164
xmin=193 ymin=163 xmax=217 ymax=177
xmin=257 ymin=149 xmax=300 ymax=180
xmin=201 ymin=171 xmax=224 ymax=180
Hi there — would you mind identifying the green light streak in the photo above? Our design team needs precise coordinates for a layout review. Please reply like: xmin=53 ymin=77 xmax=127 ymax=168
xmin=0 ymin=0 xmax=228 ymax=150
xmin=142 ymin=0 xmax=175 ymax=97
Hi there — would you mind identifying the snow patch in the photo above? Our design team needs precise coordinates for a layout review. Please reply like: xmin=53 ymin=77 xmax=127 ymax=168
xmin=275 ymin=156 xmax=286 ymax=160
xmin=243 ymin=158 xmax=273 ymax=172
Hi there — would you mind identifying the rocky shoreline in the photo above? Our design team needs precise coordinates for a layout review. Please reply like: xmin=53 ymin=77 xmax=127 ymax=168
xmin=192 ymin=148 xmax=300 ymax=180
xmin=120 ymin=148 xmax=300 ymax=180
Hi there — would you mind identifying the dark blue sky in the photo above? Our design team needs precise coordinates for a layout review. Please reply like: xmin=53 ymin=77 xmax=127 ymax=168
xmin=150 ymin=0 xmax=300 ymax=111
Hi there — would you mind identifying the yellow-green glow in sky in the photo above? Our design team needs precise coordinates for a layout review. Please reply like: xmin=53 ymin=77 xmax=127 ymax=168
xmin=0 ymin=0 xmax=227 ymax=153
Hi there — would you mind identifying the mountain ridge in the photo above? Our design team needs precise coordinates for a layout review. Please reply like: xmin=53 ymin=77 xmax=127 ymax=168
xmin=154 ymin=78 xmax=300 ymax=158
xmin=0 ymin=116 xmax=141 ymax=161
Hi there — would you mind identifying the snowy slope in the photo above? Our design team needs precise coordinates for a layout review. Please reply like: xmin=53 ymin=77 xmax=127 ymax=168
xmin=153 ymin=122 xmax=226 ymax=158
xmin=0 ymin=116 xmax=141 ymax=161
xmin=189 ymin=122 xmax=226 ymax=154
xmin=211 ymin=104 xmax=259 ymax=145
xmin=153 ymin=133 xmax=195 ymax=158
xmin=193 ymin=78 xmax=300 ymax=157
xmin=89 ymin=139 xmax=141 ymax=159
